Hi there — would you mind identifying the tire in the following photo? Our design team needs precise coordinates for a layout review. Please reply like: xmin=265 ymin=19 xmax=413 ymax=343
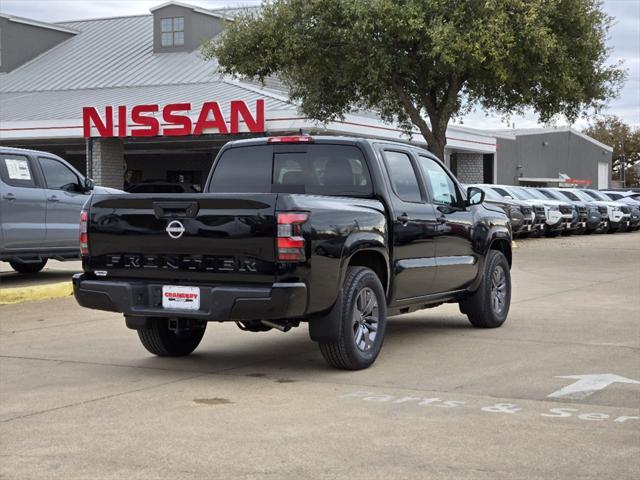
xmin=545 ymin=230 xmax=561 ymax=238
xmin=9 ymin=259 xmax=47 ymax=274
xmin=459 ymin=250 xmax=511 ymax=329
xmin=137 ymin=318 xmax=206 ymax=356
xmin=318 ymin=267 xmax=387 ymax=370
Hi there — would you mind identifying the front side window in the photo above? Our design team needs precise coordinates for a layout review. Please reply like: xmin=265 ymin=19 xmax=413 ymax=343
xmin=417 ymin=155 xmax=458 ymax=206
xmin=383 ymin=151 xmax=422 ymax=202
xmin=161 ymin=17 xmax=185 ymax=47
xmin=39 ymin=157 xmax=81 ymax=192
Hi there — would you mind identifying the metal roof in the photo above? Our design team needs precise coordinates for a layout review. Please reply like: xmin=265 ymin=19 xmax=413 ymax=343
xmin=0 ymin=15 xmax=224 ymax=93
xmin=0 ymin=7 xmax=497 ymax=153
xmin=0 ymin=81 xmax=291 ymax=122
xmin=0 ymin=12 xmax=79 ymax=34
xmin=488 ymin=127 xmax=613 ymax=152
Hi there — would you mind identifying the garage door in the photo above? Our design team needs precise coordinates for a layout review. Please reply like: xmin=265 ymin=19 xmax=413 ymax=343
xmin=598 ymin=162 xmax=609 ymax=189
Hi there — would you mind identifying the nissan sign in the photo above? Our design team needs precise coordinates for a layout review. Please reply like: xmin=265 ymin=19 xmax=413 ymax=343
xmin=82 ymin=99 xmax=265 ymax=138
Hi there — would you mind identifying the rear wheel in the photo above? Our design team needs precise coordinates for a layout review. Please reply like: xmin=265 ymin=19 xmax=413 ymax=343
xmin=138 ymin=318 xmax=206 ymax=356
xmin=318 ymin=267 xmax=387 ymax=370
xmin=459 ymin=250 xmax=511 ymax=329
xmin=9 ymin=259 xmax=47 ymax=274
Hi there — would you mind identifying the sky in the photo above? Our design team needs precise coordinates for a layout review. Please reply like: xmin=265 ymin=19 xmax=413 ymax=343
xmin=1 ymin=0 xmax=638 ymax=131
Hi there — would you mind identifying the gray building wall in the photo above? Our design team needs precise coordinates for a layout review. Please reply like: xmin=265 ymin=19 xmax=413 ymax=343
xmin=0 ymin=17 xmax=75 ymax=72
xmin=152 ymin=5 xmax=225 ymax=53
xmin=496 ymin=131 xmax=612 ymax=187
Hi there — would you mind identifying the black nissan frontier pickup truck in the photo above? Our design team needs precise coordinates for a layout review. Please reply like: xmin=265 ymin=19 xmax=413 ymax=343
xmin=73 ymin=136 xmax=512 ymax=369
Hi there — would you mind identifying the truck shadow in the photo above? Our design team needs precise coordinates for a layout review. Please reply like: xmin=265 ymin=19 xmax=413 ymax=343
xmin=133 ymin=314 xmax=473 ymax=375
xmin=0 ymin=270 xmax=77 ymax=288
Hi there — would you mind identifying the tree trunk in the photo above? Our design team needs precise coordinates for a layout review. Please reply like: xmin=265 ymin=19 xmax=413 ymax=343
xmin=427 ymin=133 xmax=446 ymax=162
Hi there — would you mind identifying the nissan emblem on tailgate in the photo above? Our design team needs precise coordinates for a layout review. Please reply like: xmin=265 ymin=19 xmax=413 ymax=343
xmin=166 ymin=220 xmax=186 ymax=239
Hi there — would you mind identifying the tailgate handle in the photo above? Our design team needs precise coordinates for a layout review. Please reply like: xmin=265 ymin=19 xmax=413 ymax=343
xmin=153 ymin=201 xmax=199 ymax=219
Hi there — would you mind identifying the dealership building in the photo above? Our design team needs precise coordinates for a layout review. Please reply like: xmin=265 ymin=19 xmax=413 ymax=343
xmin=0 ymin=1 xmax=613 ymax=191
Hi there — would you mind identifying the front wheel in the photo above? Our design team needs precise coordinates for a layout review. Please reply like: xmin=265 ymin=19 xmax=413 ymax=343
xmin=318 ymin=267 xmax=387 ymax=370
xmin=9 ymin=259 xmax=47 ymax=274
xmin=459 ymin=250 xmax=511 ymax=328
xmin=138 ymin=318 xmax=206 ymax=356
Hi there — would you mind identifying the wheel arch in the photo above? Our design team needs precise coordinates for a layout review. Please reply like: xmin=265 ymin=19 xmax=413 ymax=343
xmin=346 ymin=249 xmax=389 ymax=295
xmin=488 ymin=237 xmax=512 ymax=268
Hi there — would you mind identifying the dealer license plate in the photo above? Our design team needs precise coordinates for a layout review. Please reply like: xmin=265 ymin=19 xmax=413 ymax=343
xmin=162 ymin=286 xmax=200 ymax=311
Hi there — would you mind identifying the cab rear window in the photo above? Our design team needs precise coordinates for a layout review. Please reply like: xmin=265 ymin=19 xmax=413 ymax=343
xmin=208 ymin=144 xmax=373 ymax=196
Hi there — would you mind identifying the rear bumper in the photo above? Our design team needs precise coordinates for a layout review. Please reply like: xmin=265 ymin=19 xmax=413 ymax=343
xmin=72 ymin=274 xmax=307 ymax=321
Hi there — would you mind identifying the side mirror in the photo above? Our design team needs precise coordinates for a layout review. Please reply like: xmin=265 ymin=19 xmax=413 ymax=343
xmin=466 ymin=186 xmax=485 ymax=206
xmin=83 ymin=178 xmax=95 ymax=192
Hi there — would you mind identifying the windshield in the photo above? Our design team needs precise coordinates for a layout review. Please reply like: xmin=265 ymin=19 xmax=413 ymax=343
xmin=573 ymin=190 xmax=597 ymax=202
xmin=599 ymin=192 xmax=619 ymax=201
xmin=477 ymin=186 xmax=503 ymax=201
xmin=508 ymin=187 xmax=536 ymax=200
xmin=537 ymin=189 xmax=562 ymax=201
xmin=523 ymin=188 xmax=551 ymax=200
xmin=583 ymin=190 xmax=607 ymax=201
xmin=557 ymin=190 xmax=580 ymax=201
xmin=490 ymin=187 xmax=514 ymax=199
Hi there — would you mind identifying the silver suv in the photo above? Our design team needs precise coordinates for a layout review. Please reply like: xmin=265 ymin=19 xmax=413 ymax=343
xmin=0 ymin=147 xmax=120 ymax=273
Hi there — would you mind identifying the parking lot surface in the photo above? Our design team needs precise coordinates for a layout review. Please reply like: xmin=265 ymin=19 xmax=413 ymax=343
xmin=1 ymin=233 xmax=639 ymax=479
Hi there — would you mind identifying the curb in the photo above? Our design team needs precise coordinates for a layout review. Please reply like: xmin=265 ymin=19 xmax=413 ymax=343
xmin=0 ymin=281 xmax=73 ymax=305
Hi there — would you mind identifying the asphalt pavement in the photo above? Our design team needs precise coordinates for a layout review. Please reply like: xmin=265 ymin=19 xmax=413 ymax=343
xmin=0 ymin=234 xmax=638 ymax=479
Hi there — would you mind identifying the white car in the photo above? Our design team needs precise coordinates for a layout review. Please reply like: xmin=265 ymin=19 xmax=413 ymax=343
xmin=571 ymin=189 xmax=630 ymax=233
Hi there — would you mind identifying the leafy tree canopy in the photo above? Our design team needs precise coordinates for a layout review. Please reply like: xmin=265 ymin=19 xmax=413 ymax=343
xmin=584 ymin=115 xmax=640 ymax=184
xmin=203 ymin=0 xmax=625 ymax=160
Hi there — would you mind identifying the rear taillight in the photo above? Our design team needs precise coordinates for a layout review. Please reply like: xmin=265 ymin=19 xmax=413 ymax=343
xmin=80 ymin=210 xmax=89 ymax=256
xmin=277 ymin=212 xmax=309 ymax=261
xmin=267 ymin=135 xmax=314 ymax=144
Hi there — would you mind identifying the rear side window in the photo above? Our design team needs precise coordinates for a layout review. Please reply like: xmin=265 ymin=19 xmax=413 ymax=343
xmin=0 ymin=154 xmax=37 ymax=188
xmin=383 ymin=151 xmax=422 ymax=202
xmin=273 ymin=145 xmax=371 ymax=196
xmin=209 ymin=144 xmax=372 ymax=196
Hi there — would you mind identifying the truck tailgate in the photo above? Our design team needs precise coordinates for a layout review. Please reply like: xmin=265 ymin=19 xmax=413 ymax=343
xmin=85 ymin=194 xmax=278 ymax=283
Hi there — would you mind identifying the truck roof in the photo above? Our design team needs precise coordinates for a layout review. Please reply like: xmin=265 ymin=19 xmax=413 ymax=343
xmin=223 ymin=135 xmax=434 ymax=155
xmin=0 ymin=145 xmax=66 ymax=158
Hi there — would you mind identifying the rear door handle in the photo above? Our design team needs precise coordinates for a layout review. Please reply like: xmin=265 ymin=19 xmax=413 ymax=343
xmin=397 ymin=213 xmax=410 ymax=224
xmin=48 ymin=195 xmax=60 ymax=202
xmin=2 ymin=193 xmax=16 ymax=201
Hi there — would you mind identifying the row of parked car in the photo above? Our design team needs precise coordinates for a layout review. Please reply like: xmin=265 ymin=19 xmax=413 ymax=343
xmin=465 ymin=184 xmax=640 ymax=237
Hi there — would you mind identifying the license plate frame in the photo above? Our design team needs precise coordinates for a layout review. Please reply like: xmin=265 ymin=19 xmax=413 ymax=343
xmin=162 ymin=285 xmax=201 ymax=311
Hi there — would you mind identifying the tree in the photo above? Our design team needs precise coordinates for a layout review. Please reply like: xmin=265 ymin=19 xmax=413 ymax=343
xmin=584 ymin=116 xmax=640 ymax=186
xmin=203 ymin=0 xmax=625 ymax=161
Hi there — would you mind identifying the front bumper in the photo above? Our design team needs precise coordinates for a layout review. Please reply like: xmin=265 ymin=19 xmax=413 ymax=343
xmin=72 ymin=274 xmax=307 ymax=321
